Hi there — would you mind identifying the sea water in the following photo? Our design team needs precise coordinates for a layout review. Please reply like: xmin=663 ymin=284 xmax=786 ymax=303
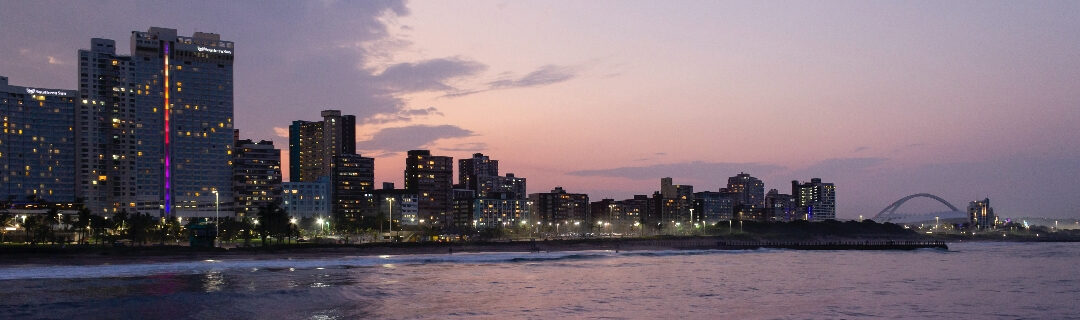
xmin=1 ymin=242 xmax=1078 ymax=319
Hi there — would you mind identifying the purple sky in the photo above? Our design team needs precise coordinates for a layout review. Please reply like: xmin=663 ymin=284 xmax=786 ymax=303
xmin=1 ymin=0 xmax=1078 ymax=219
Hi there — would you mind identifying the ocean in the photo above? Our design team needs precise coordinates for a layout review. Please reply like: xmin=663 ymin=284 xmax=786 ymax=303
xmin=1 ymin=242 xmax=1077 ymax=319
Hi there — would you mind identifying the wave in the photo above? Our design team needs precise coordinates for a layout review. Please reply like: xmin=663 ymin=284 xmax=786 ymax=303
xmin=0 ymin=249 xmax=758 ymax=281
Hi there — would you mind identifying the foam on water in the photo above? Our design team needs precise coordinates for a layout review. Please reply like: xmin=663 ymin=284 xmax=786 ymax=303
xmin=0 ymin=249 xmax=754 ymax=281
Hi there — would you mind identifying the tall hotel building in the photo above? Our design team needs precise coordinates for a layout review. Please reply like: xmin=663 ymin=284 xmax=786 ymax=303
xmin=0 ymin=76 xmax=77 ymax=203
xmin=78 ymin=27 xmax=235 ymax=217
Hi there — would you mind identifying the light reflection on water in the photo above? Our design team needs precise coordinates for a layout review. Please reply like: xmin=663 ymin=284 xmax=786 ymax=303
xmin=0 ymin=242 xmax=1078 ymax=319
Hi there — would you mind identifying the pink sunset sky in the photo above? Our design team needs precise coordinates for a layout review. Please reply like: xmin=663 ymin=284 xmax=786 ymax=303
xmin=1 ymin=1 xmax=1078 ymax=219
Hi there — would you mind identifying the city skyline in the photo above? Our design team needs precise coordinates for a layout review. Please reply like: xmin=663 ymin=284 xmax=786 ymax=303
xmin=2 ymin=1 xmax=1079 ymax=218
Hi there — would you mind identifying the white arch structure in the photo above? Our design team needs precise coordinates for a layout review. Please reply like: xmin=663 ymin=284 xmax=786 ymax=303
xmin=873 ymin=193 xmax=961 ymax=222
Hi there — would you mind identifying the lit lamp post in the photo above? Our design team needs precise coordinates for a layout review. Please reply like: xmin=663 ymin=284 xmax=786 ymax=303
xmin=211 ymin=190 xmax=219 ymax=247
xmin=316 ymin=217 xmax=324 ymax=238
xmin=386 ymin=197 xmax=394 ymax=241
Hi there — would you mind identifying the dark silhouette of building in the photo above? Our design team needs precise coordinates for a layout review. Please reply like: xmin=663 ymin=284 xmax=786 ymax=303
xmin=967 ymin=198 xmax=995 ymax=229
xmin=694 ymin=191 xmax=735 ymax=223
xmin=332 ymin=153 xmax=375 ymax=224
xmin=659 ymin=177 xmax=695 ymax=225
xmin=405 ymin=150 xmax=453 ymax=227
xmin=458 ymin=153 xmax=526 ymax=200
xmin=764 ymin=189 xmax=796 ymax=222
xmin=529 ymin=187 xmax=589 ymax=225
xmin=232 ymin=137 xmax=282 ymax=217
xmin=728 ymin=172 xmax=765 ymax=220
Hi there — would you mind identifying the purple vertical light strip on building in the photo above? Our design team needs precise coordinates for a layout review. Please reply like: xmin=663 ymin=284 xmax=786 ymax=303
xmin=164 ymin=42 xmax=171 ymax=216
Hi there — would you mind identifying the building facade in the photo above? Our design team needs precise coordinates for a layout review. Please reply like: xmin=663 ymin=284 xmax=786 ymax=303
xmin=282 ymin=177 xmax=330 ymax=218
xmin=0 ymin=76 xmax=77 ymax=203
xmin=727 ymin=172 xmax=765 ymax=217
xmin=288 ymin=110 xmax=356 ymax=182
xmin=473 ymin=198 xmax=532 ymax=229
xmin=404 ymin=150 xmax=453 ymax=227
xmin=659 ymin=177 xmax=695 ymax=224
xmin=792 ymin=178 xmax=836 ymax=221
xmin=129 ymin=27 xmax=236 ymax=217
xmin=76 ymin=38 xmax=138 ymax=213
xmin=528 ymin=187 xmax=589 ymax=225
xmin=332 ymin=153 xmax=375 ymax=223
xmin=232 ymin=138 xmax=281 ymax=217
xmin=764 ymin=189 xmax=796 ymax=222
xmin=693 ymin=191 xmax=735 ymax=223
xmin=967 ymin=198 xmax=995 ymax=229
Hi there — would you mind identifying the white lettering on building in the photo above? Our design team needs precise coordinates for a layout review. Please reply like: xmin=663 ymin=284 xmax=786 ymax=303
xmin=197 ymin=46 xmax=233 ymax=55
xmin=24 ymin=88 xmax=69 ymax=96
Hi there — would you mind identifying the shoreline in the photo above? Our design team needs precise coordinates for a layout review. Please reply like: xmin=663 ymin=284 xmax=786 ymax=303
xmin=4 ymin=235 xmax=1060 ymax=267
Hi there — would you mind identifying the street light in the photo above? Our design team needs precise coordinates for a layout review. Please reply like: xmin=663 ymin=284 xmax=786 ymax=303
xmin=316 ymin=217 xmax=324 ymax=237
xmin=211 ymin=190 xmax=219 ymax=247
xmin=386 ymin=197 xmax=394 ymax=241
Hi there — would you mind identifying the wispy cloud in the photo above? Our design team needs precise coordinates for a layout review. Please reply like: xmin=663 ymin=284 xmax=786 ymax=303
xmin=445 ymin=64 xmax=580 ymax=97
xmin=272 ymin=127 xmax=289 ymax=138
xmin=356 ymin=124 xmax=475 ymax=156
xmin=362 ymin=106 xmax=445 ymax=124
xmin=373 ymin=57 xmax=487 ymax=93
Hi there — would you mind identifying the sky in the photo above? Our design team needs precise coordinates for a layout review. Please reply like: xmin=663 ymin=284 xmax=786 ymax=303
xmin=1 ymin=0 xmax=1079 ymax=219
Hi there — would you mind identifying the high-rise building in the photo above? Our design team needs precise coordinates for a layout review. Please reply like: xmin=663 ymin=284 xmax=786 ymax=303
xmin=458 ymin=153 xmax=498 ymax=190
xmin=727 ymin=172 xmax=765 ymax=210
xmin=528 ymin=187 xmax=589 ymax=225
xmin=232 ymin=137 xmax=281 ymax=217
xmin=404 ymin=150 xmax=453 ymax=227
xmin=76 ymin=38 xmax=137 ymax=213
xmin=0 ymin=76 xmax=77 ymax=203
xmin=127 ymin=27 xmax=236 ymax=217
xmin=967 ymin=198 xmax=995 ymax=229
xmin=659 ymin=177 xmax=695 ymax=224
xmin=331 ymin=153 xmax=375 ymax=223
xmin=457 ymin=153 xmax=526 ymax=199
xmin=792 ymin=178 xmax=836 ymax=221
xmin=288 ymin=110 xmax=356 ymax=182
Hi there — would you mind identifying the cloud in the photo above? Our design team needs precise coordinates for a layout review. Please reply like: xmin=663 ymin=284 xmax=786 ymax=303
xmin=272 ymin=127 xmax=289 ymax=138
xmin=46 ymin=56 xmax=63 ymax=65
xmin=853 ymin=146 xmax=870 ymax=153
xmin=438 ymin=142 xmax=488 ymax=152
xmin=445 ymin=64 xmax=580 ymax=97
xmin=489 ymin=64 xmax=577 ymax=89
xmin=568 ymin=161 xmax=786 ymax=187
xmin=373 ymin=57 xmax=487 ymax=92
xmin=362 ymin=106 xmax=445 ymax=124
xmin=355 ymin=124 xmax=475 ymax=155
